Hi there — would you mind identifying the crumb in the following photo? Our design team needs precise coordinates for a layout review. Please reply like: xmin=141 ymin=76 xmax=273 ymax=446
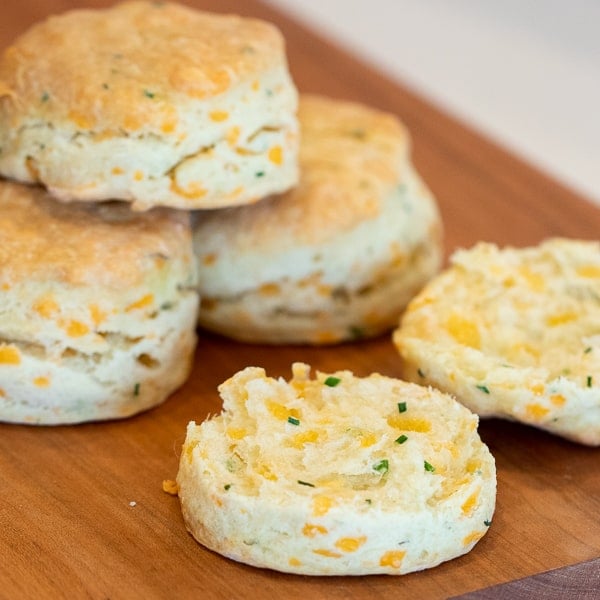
xmin=129 ymin=501 xmax=137 ymax=507
xmin=162 ymin=479 xmax=179 ymax=496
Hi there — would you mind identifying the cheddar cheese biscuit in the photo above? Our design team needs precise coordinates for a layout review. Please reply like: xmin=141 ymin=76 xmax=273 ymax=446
xmin=394 ymin=238 xmax=600 ymax=445
xmin=0 ymin=180 xmax=198 ymax=424
xmin=193 ymin=95 xmax=442 ymax=344
xmin=177 ymin=363 xmax=496 ymax=575
xmin=0 ymin=1 xmax=299 ymax=210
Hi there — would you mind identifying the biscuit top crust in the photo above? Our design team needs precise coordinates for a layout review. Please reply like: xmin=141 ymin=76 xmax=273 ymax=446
xmin=0 ymin=180 xmax=191 ymax=287
xmin=195 ymin=94 xmax=410 ymax=248
xmin=0 ymin=1 xmax=287 ymax=132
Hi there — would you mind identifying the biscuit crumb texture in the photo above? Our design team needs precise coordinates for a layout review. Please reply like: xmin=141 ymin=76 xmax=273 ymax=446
xmin=177 ymin=363 xmax=495 ymax=575
xmin=0 ymin=1 xmax=299 ymax=210
xmin=0 ymin=181 xmax=198 ymax=424
xmin=394 ymin=238 xmax=600 ymax=445
xmin=194 ymin=95 xmax=442 ymax=344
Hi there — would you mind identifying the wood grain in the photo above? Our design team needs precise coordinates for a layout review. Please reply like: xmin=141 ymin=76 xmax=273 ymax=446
xmin=1 ymin=1 xmax=599 ymax=598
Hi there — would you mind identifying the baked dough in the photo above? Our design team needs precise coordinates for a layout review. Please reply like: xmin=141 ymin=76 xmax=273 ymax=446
xmin=394 ymin=238 xmax=600 ymax=445
xmin=0 ymin=1 xmax=299 ymax=210
xmin=0 ymin=180 xmax=198 ymax=424
xmin=177 ymin=363 xmax=496 ymax=575
xmin=193 ymin=94 xmax=442 ymax=344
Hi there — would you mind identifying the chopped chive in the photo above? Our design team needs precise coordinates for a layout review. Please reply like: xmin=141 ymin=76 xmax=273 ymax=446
xmin=287 ymin=416 xmax=300 ymax=426
xmin=324 ymin=376 xmax=341 ymax=387
xmin=297 ymin=480 xmax=315 ymax=487
xmin=372 ymin=459 xmax=389 ymax=474
xmin=349 ymin=326 xmax=366 ymax=340
xmin=584 ymin=347 xmax=593 ymax=354
xmin=397 ymin=401 xmax=407 ymax=413
xmin=484 ymin=519 xmax=492 ymax=527
xmin=255 ymin=171 xmax=265 ymax=178
xmin=587 ymin=376 xmax=593 ymax=388
xmin=417 ymin=368 xmax=425 ymax=378
xmin=395 ymin=434 xmax=408 ymax=445
xmin=102 ymin=82 xmax=110 ymax=90
xmin=41 ymin=92 xmax=50 ymax=102
xmin=224 ymin=484 xmax=232 ymax=491
xmin=476 ymin=384 xmax=490 ymax=394
xmin=143 ymin=89 xmax=156 ymax=99
xmin=424 ymin=461 xmax=435 ymax=473
xmin=133 ymin=382 xmax=140 ymax=396
xmin=365 ymin=499 xmax=372 ymax=505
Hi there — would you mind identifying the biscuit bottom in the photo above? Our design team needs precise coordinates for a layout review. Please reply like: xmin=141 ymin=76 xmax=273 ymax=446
xmin=177 ymin=363 xmax=496 ymax=575
xmin=0 ymin=295 xmax=197 ymax=424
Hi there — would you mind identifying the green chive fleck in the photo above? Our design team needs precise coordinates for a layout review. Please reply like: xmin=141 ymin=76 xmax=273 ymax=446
xmin=417 ymin=368 xmax=425 ymax=378
xmin=143 ymin=89 xmax=156 ymax=99
xmin=397 ymin=401 xmax=407 ymax=413
xmin=424 ymin=461 xmax=435 ymax=473
xmin=365 ymin=499 xmax=372 ymax=505
xmin=224 ymin=484 xmax=232 ymax=491
xmin=587 ymin=376 xmax=593 ymax=388
xmin=584 ymin=347 xmax=593 ymax=354
xmin=133 ymin=382 xmax=140 ymax=396
xmin=102 ymin=83 xmax=109 ymax=90
xmin=297 ymin=480 xmax=315 ymax=487
xmin=287 ymin=416 xmax=300 ymax=426
xmin=395 ymin=434 xmax=408 ymax=445
xmin=373 ymin=459 xmax=389 ymax=474
xmin=41 ymin=92 xmax=50 ymax=102
xmin=324 ymin=376 xmax=341 ymax=387
xmin=484 ymin=519 xmax=492 ymax=527
xmin=349 ymin=326 xmax=366 ymax=340
xmin=255 ymin=171 xmax=265 ymax=178
xmin=476 ymin=384 xmax=490 ymax=394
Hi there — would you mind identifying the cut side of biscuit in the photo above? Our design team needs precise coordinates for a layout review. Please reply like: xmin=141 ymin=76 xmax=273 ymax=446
xmin=394 ymin=238 xmax=600 ymax=446
xmin=193 ymin=94 xmax=443 ymax=344
xmin=177 ymin=363 xmax=496 ymax=575
xmin=0 ymin=181 xmax=198 ymax=424
xmin=0 ymin=1 xmax=299 ymax=210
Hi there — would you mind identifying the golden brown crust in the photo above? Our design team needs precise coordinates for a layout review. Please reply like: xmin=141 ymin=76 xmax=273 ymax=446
xmin=0 ymin=180 xmax=191 ymax=287
xmin=0 ymin=1 xmax=286 ymax=133
xmin=199 ymin=94 xmax=411 ymax=249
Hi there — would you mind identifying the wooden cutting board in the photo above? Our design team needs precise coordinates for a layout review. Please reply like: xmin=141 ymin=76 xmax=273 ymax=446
xmin=1 ymin=1 xmax=599 ymax=598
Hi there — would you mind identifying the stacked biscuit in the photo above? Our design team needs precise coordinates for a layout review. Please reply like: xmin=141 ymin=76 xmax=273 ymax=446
xmin=0 ymin=0 xmax=502 ymax=578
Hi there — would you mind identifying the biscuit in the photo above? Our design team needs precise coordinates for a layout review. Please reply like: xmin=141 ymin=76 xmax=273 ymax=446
xmin=177 ymin=363 xmax=496 ymax=575
xmin=0 ymin=180 xmax=198 ymax=424
xmin=0 ymin=1 xmax=299 ymax=210
xmin=394 ymin=238 xmax=600 ymax=445
xmin=193 ymin=95 xmax=442 ymax=344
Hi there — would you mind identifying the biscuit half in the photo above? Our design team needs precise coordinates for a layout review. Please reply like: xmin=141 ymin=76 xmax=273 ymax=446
xmin=177 ymin=363 xmax=496 ymax=576
xmin=0 ymin=180 xmax=198 ymax=424
xmin=193 ymin=95 xmax=443 ymax=344
xmin=0 ymin=1 xmax=299 ymax=210
xmin=394 ymin=238 xmax=600 ymax=445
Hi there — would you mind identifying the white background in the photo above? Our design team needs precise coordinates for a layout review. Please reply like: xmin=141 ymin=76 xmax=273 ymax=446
xmin=265 ymin=0 xmax=600 ymax=207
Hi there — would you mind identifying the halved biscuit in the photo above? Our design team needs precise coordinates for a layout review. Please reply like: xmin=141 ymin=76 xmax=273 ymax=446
xmin=0 ymin=180 xmax=198 ymax=424
xmin=177 ymin=363 xmax=496 ymax=575
xmin=0 ymin=1 xmax=299 ymax=210
xmin=193 ymin=95 xmax=443 ymax=344
xmin=394 ymin=238 xmax=600 ymax=445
